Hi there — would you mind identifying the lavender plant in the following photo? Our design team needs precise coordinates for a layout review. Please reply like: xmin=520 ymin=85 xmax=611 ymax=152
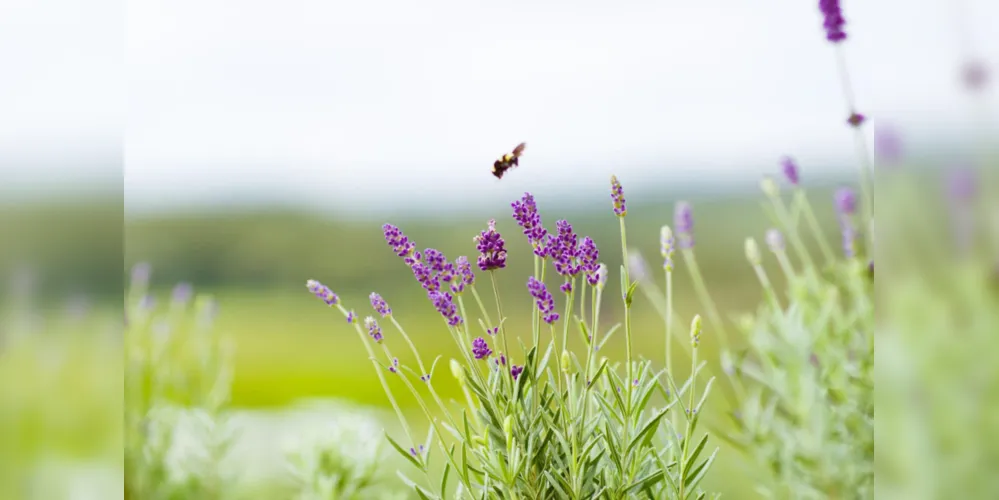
xmin=307 ymin=179 xmax=720 ymax=499
xmin=124 ymin=265 xmax=237 ymax=500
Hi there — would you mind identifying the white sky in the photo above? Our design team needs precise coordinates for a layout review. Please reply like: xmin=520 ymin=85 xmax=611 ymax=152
xmin=1 ymin=0 xmax=997 ymax=213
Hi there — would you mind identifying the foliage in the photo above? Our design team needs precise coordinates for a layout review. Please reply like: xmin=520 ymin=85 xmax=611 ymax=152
xmin=308 ymin=184 xmax=721 ymax=499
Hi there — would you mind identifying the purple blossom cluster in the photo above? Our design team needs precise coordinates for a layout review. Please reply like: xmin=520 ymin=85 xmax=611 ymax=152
xmin=364 ymin=316 xmax=384 ymax=343
xmin=369 ymin=292 xmax=391 ymax=317
xmin=527 ymin=276 xmax=559 ymax=324
xmin=306 ymin=279 xmax=339 ymax=306
xmin=674 ymin=202 xmax=695 ymax=250
xmin=388 ymin=357 xmax=399 ymax=373
xmin=610 ymin=175 xmax=627 ymax=217
xmin=511 ymin=193 xmax=549 ymax=255
xmin=472 ymin=337 xmax=492 ymax=359
xmin=382 ymin=224 xmax=473 ymax=325
xmin=475 ymin=219 xmax=507 ymax=271
xmin=780 ymin=157 xmax=800 ymax=186
xmin=511 ymin=365 xmax=524 ymax=380
xmin=818 ymin=0 xmax=847 ymax=43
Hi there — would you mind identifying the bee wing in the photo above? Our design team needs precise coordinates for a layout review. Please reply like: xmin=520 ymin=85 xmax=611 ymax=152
xmin=512 ymin=142 xmax=527 ymax=157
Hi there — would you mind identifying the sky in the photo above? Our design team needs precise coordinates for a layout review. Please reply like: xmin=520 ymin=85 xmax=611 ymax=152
xmin=1 ymin=0 xmax=997 ymax=215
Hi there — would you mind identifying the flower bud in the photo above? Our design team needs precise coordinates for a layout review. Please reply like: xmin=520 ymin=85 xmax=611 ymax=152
xmin=744 ymin=237 xmax=761 ymax=266
xmin=690 ymin=315 xmax=702 ymax=347
xmin=450 ymin=359 xmax=465 ymax=385
xmin=560 ymin=350 xmax=571 ymax=373
xmin=760 ymin=176 xmax=780 ymax=198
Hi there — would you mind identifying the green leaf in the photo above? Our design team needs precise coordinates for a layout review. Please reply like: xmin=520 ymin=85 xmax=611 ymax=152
xmin=598 ymin=324 xmax=622 ymax=352
xmin=440 ymin=447 xmax=453 ymax=494
xmin=683 ymin=434 xmax=709 ymax=477
xmin=627 ymin=407 xmax=668 ymax=455
xmin=684 ymin=448 xmax=719 ymax=492
xmin=625 ymin=280 xmax=640 ymax=306
xmin=626 ymin=470 xmax=665 ymax=493
xmin=385 ymin=432 xmax=423 ymax=470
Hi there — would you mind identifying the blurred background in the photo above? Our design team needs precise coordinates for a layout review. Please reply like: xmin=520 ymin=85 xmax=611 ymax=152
xmin=3 ymin=0 xmax=998 ymax=497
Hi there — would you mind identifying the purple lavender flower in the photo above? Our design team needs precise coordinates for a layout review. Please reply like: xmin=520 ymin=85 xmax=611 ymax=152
xmin=388 ymin=358 xmax=399 ymax=373
xmin=818 ymin=0 xmax=847 ymax=43
xmin=847 ymin=112 xmax=866 ymax=128
xmin=171 ymin=282 xmax=193 ymax=306
xmin=306 ymin=279 xmax=339 ymax=306
xmin=834 ymin=187 xmax=857 ymax=216
xmin=472 ymin=337 xmax=492 ymax=359
xmin=578 ymin=236 xmax=600 ymax=285
xmin=674 ymin=201 xmax=695 ymax=249
xmin=947 ymin=167 xmax=977 ymax=202
xmin=511 ymin=193 xmax=549 ymax=253
xmin=475 ymin=219 xmax=508 ymax=271
xmin=411 ymin=262 xmax=441 ymax=292
xmin=131 ymin=262 xmax=152 ymax=289
xmin=383 ymin=224 xmax=416 ymax=259
xmin=660 ymin=226 xmax=675 ymax=271
xmin=364 ymin=316 xmax=384 ymax=343
xmin=423 ymin=248 xmax=448 ymax=272
xmin=346 ymin=310 xmax=357 ymax=323
xmin=610 ymin=175 xmax=627 ymax=217
xmin=428 ymin=290 xmax=463 ymax=326
xmin=450 ymin=256 xmax=475 ymax=294
xmin=511 ymin=365 xmax=524 ymax=380
xmin=874 ymin=125 xmax=903 ymax=164
xmin=409 ymin=445 xmax=425 ymax=457
xmin=420 ymin=374 xmax=430 ymax=382
xmin=780 ymin=156 xmax=800 ymax=186
xmin=369 ymin=292 xmax=392 ymax=317
xmin=595 ymin=263 xmax=608 ymax=289
xmin=559 ymin=281 xmax=572 ymax=293
xmin=549 ymin=220 xmax=581 ymax=278
xmin=527 ymin=276 xmax=559 ymax=324
xmin=487 ymin=326 xmax=498 ymax=336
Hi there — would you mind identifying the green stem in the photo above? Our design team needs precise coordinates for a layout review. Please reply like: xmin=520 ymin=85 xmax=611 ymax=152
xmin=489 ymin=272 xmax=512 ymax=381
xmin=751 ymin=263 xmax=782 ymax=311
xmin=795 ymin=189 xmax=837 ymax=265
xmin=834 ymin=47 xmax=875 ymax=254
xmin=618 ymin=217 xmax=633 ymax=411
xmin=679 ymin=343 xmax=699 ymax=500
xmin=769 ymin=193 xmax=817 ymax=270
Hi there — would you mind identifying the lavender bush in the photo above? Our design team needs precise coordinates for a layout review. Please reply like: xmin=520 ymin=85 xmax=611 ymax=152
xmin=124 ymin=265 xmax=237 ymax=499
xmin=308 ymin=180 xmax=721 ymax=499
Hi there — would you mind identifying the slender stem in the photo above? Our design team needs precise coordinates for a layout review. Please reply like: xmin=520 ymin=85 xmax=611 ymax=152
xmin=751 ymin=264 xmax=782 ymax=311
xmin=665 ymin=269 xmax=675 ymax=432
xmin=679 ymin=344 xmax=699 ymax=500
xmin=560 ymin=278 xmax=576 ymax=357
xmin=618 ymin=217 xmax=633 ymax=411
xmin=489 ymin=272 xmax=512 ymax=380
xmin=796 ymin=189 xmax=837 ymax=265
xmin=337 ymin=306 xmax=414 ymax=443
xmin=389 ymin=316 xmax=462 ymax=431
xmin=470 ymin=285 xmax=495 ymax=333
xmin=680 ymin=250 xmax=729 ymax=353
xmin=389 ymin=316 xmax=428 ymax=376
xmin=775 ymin=250 xmax=797 ymax=281
xmin=769 ymin=193 xmax=817 ymax=270
xmin=834 ymin=47 xmax=875 ymax=253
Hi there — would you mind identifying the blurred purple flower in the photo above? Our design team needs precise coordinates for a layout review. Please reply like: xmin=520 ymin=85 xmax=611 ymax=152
xmin=962 ymin=60 xmax=989 ymax=92
xmin=171 ymin=282 xmax=193 ymax=306
xmin=834 ymin=187 xmax=857 ymax=216
xmin=818 ymin=0 xmax=847 ymax=43
xmin=674 ymin=201 xmax=695 ymax=249
xmin=131 ymin=262 xmax=152 ymax=289
xmin=346 ymin=310 xmax=357 ymax=324
xmin=428 ymin=290 xmax=463 ymax=326
xmin=874 ymin=124 xmax=903 ymax=165
xmin=511 ymin=365 xmax=524 ymax=380
xmin=780 ymin=156 xmax=800 ymax=186
xmin=388 ymin=357 xmax=399 ymax=373
xmin=765 ymin=229 xmax=785 ymax=253
xmin=475 ymin=219 xmax=508 ymax=271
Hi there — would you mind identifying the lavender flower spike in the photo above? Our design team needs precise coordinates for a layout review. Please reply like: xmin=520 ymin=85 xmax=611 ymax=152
xmin=369 ymin=292 xmax=392 ymax=317
xmin=834 ymin=187 xmax=857 ymax=216
xmin=475 ymin=219 xmax=508 ymax=271
xmin=511 ymin=192 xmax=548 ymax=251
xmin=818 ymin=0 xmax=847 ymax=43
xmin=472 ymin=337 xmax=492 ymax=360
xmin=306 ymin=279 xmax=339 ymax=306
xmin=660 ymin=225 xmax=675 ymax=271
xmin=364 ymin=316 xmax=384 ymax=343
xmin=527 ymin=276 xmax=559 ymax=324
xmin=610 ymin=175 xmax=627 ymax=217
xmin=674 ymin=201 xmax=695 ymax=250
xmin=171 ymin=282 xmax=193 ymax=306
xmin=450 ymin=256 xmax=475 ymax=294
xmin=383 ymin=223 xmax=416 ymax=259
xmin=780 ymin=156 xmax=800 ymax=186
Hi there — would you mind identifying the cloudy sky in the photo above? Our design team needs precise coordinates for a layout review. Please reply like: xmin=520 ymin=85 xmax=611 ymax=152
xmin=2 ymin=0 xmax=996 ymax=214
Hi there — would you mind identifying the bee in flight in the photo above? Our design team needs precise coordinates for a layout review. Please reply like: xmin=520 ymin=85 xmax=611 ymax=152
xmin=492 ymin=142 xmax=527 ymax=179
